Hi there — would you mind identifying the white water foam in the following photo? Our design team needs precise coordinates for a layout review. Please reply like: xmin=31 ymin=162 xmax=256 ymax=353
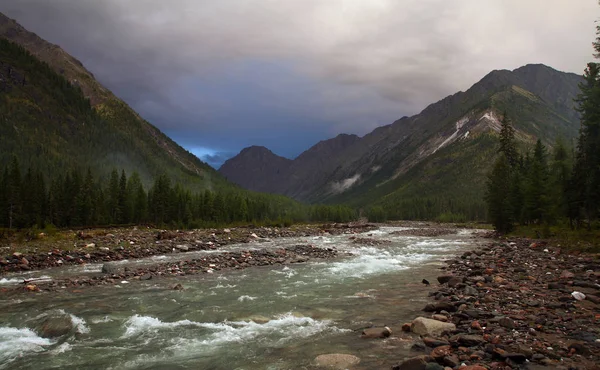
xmin=237 ymin=295 xmax=257 ymax=302
xmin=0 ymin=327 xmax=54 ymax=367
xmin=49 ymin=342 xmax=72 ymax=355
xmin=0 ymin=278 xmax=23 ymax=285
xmin=69 ymin=314 xmax=90 ymax=334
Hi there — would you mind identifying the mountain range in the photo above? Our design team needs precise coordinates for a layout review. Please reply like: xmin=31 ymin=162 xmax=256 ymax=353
xmin=220 ymin=63 xmax=583 ymax=218
xmin=0 ymin=11 xmax=584 ymax=221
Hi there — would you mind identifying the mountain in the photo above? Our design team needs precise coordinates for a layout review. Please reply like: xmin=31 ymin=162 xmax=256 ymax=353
xmin=219 ymin=64 xmax=583 ymax=218
xmin=0 ymin=13 xmax=226 ymax=190
xmin=220 ymin=146 xmax=292 ymax=193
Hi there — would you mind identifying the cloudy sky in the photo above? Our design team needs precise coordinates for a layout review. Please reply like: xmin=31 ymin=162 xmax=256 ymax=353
xmin=1 ymin=1 xmax=598 ymax=167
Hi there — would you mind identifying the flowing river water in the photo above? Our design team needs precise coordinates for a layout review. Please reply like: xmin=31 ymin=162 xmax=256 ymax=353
xmin=0 ymin=227 xmax=483 ymax=369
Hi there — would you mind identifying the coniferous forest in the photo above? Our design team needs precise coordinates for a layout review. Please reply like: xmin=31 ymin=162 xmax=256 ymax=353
xmin=0 ymin=159 xmax=357 ymax=230
xmin=485 ymin=24 xmax=600 ymax=233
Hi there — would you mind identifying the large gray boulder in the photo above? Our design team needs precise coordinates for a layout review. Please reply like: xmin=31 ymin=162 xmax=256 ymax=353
xmin=411 ymin=317 xmax=456 ymax=337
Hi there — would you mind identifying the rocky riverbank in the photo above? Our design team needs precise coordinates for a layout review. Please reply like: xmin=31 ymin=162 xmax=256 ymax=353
xmin=0 ymin=223 xmax=376 ymax=274
xmin=391 ymin=237 xmax=600 ymax=370
xmin=6 ymin=244 xmax=346 ymax=294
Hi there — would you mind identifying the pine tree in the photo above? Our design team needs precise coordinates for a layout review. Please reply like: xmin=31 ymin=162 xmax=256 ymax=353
xmin=485 ymin=155 xmax=514 ymax=233
xmin=499 ymin=113 xmax=518 ymax=168
xmin=570 ymin=22 xmax=600 ymax=228
xmin=524 ymin=140 xmax=550 ymax=224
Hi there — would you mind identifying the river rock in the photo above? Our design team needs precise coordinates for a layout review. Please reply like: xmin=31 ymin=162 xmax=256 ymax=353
xmin=454 ymin=334 xmax=484 ymax=347
xmin=411 ymin=317 xmax=456 ymax=337
xmin=498 ymin=317 xmax=515 ymax=329
xmin=36 ymin=314 xmax=74 ymax=338
xmin=314 ymin=353 xmax=360 ymax=368
xmin=361 ymin=326 xmax=392 ymax=338
xmin=437 ymin=275 xmax=454 ymax=284
xmin=101 ymin=262 xmax=124 ymax=274
xmin=464 ymin=286 xmax=478 ymax=296
xmin=423 ymin=302 xmax=456 ymax=313
xmin=392 ymin=356 xmax=430 ymax=370
xmin=423 ymin=337 xmax=450 ymax=348
xmin=431 ymin=345 xmax=452 ymax=361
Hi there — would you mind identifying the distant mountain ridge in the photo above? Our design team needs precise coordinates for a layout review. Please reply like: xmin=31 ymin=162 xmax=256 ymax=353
xmin=219 ymin=63 xmax=583 ymax=216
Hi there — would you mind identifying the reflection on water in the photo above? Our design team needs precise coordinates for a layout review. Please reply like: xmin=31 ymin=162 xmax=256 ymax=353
xmin=0 ymin=227 xmax=481 ymax=369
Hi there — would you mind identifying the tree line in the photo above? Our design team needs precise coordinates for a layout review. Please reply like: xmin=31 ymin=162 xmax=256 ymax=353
xmin=0 ymin=159 xmax=357 ymax=230
xmin=486 ymin=23 xmax=600 ymax=233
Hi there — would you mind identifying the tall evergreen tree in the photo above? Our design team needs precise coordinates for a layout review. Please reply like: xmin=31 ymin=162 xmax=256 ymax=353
xmin=485 ymin=155 xmax=514 ymax=233
xmin=524 ymin=140 xmax=550 ymax=224
xmin=570 ymin=22 xmax=600 ymax=228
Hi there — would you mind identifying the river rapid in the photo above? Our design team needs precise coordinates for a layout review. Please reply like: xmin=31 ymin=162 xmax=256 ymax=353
xmin=0 ymin=226 xmax=483 ymax=369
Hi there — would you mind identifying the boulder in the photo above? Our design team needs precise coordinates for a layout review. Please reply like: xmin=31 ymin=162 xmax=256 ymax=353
xmin=411 ymin=317 xmax=456 ymax=337
xmin=361 ymin=326 xmax=392 ymax=338
xmin=314 ymin=353 xmax=360 ymax=368
xmin=392 ymin=356 xmax=430 ymax=370
xmin=36 ymin=314 xmax=74 ymax=338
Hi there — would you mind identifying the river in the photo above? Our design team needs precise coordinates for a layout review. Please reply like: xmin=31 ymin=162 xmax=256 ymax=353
xmin=0 ymin=226 xmax=483 ymax=369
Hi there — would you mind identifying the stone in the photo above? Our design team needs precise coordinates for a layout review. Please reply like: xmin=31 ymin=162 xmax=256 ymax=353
xmin=140 ymin=273 xmax=152 ymax=281
xmin=424 ymin=363 xmax=444 ymax=370
xmin=423 ymin=302 xmax=456 ymax=313
xmin=459 ymin=366 xmax=487 ymax=370
xmin=411 ymin=317 xmax=456 ymax=337
xmin=464 ymin=286 xmax=478 ymax=296
xmin=586 ymin=294 xmax=600 ymax=304
xmin=442 ymin=355 xmax=459 ymax=368
xmin=456 ymin=334 xmax=484 ymax=347
xmin=431 ymin=345 xmax=452 ymax=361
xmin=101 ymin=262 xmax=124 ymax=275
xmin=432 ymin=314 xmax=448 ymax=322
xmin=172 ymin=283 xmax=184 ymax=290
xmin=36 ymin=314 xmax=74 ymax=338
xmin=560 ymin=270 xmax=575 ymax=279
xmin=174 ymin=244 xmax=189 ymax=251
xmin=423 ymin=337 xmax=450 ymax=348
xmin=437 ymin=275 xmax=454 ymax=284
xmin=402 ymin=323 xmax=412 ymax=332
xmin=498 ymin=317 xmax=515 ymax=329
xmin=361 ymin=326 xmax=392 ymax=339
xmin=314 ymin=354 xmax=360 ymax=369
xmin=571 ymin=291 xmax=586 ymax=301
xmin=447 ymin=277 xmax=464 ymax=287
xmin=392 ymin=356 xmax=429 ymax=370
xmin=471 ymin=321 xmax=482 ymax=331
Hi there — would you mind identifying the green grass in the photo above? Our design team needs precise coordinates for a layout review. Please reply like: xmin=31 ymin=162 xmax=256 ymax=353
xmin=510 ymin=223 xmax=600 ymax=253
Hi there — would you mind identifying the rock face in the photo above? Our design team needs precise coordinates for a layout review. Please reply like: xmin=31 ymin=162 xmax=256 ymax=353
xmin=314 ymin=354 xmax=360 ymax=369
xmin=411 ymin=317 xmax=456 ymax=337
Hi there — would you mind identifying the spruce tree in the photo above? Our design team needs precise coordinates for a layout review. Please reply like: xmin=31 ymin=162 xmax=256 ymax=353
xmin=485 ymin=155 xmax=513 ymax=232
xmin=571 ymin=22 xmax=600 ymax=228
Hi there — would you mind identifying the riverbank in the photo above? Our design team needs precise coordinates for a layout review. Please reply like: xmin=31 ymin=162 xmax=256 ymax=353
xmin=393 ymin=236 xmax=600 ymax=370
xmin=1 ymin=223 xmax=384 ymax=294
xmin=0 ymin=223 xmax=378 ymax=273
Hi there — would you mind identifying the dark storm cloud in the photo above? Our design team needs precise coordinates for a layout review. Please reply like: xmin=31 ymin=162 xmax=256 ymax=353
xmin=0 ymin=0 xmax=597 ymax=162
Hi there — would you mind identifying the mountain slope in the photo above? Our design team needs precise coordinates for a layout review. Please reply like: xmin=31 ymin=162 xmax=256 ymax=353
xmin=0 ymin=13 xmax=226 ymax=190
xmin=220 ymin=146 xmax=292 ymax=193
xmin=220 ymin=64 xmax=582 ymax=217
